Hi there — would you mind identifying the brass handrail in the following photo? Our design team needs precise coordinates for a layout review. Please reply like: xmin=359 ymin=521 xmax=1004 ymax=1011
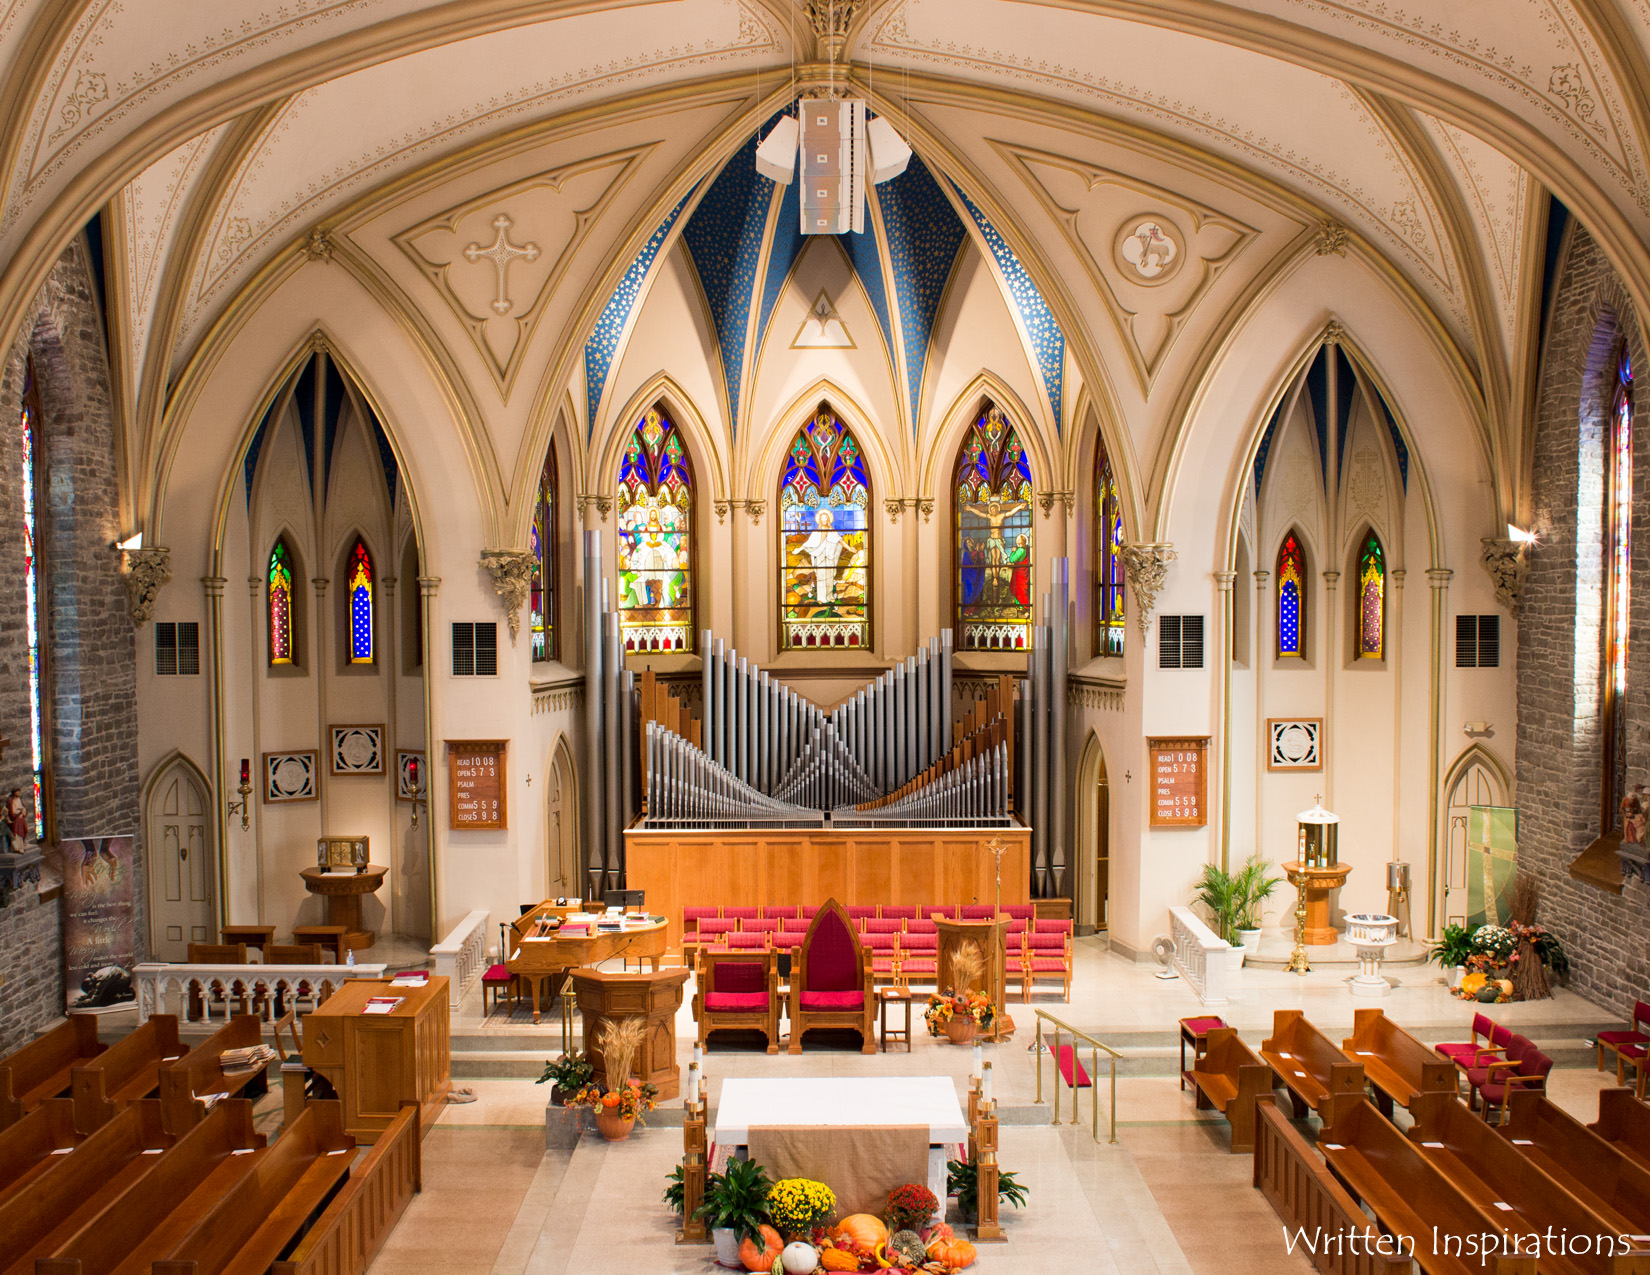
xmin=1031 ymin=1009 xmax=1120 ymax=1144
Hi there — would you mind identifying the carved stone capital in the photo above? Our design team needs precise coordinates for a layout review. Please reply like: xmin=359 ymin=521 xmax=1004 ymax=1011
xmin=301 ymin=227 xmax=334 ymax=263
xmin=804 ymin=0 xmax=859 ymax=56
xmin=1315 ymin=220 xmax=1349 ymax=256
xmin=418 ymin=575 xmax=442 ymax=598
xmin=577 ymin=494 xmax=611 ymax=523
xmin=1323 ymin=319 xmax=1345 ymax=345
xmin=918 ymin=498 xmax=935 ymax=523
xmin=1120 ymin=542 xmax=1176 ymax=638
xmin=1480 ymin=538 xmax=1528 ymax=613
xmin=884 ymin=497 xmax=904 ymax=522
xmin=119 ymin=547 xmax=171 ymax=624
xmin=714 ymin=501 xmax=729 ymax=525
xmin=746 ymin=498 xmax=767 ymax=525
xmin=1038 ymin=491 xmax=1057 ymax=518
xmin=480 ymin=549 xmax=535 ymax=644
xmin=1060 ymin=490 xmax=1075 ymax=515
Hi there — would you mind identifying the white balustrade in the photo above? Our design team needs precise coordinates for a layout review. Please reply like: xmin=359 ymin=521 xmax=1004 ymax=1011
xmin=431 ymin=909 xmax=490 ymax=1010
xmin=133 ymin=962 xmax=386 ymax=1027
xmin=1169 ymin=905 xmax=1231 ymax=1006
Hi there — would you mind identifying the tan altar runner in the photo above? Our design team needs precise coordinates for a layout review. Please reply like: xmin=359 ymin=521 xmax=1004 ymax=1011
xmin=749 ymin=1125 xmax=930 ymax=1219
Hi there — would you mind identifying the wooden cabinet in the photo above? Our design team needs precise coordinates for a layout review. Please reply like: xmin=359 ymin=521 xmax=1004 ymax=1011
xmin=303 ymin=977 xmax=450 ymax=1141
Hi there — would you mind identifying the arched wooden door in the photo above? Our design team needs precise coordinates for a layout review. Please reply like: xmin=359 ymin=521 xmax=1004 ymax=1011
xmin=146 ymin=758 xmax=214 ymax=960
xmin=547 ymin=740 xmax=580 ymax=897
xmin=1074 ymin=734 xmax=1110 ymax=931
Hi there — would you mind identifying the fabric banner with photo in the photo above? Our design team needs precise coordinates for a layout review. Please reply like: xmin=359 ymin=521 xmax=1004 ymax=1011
xmin=61 ymin=835 xmax=138 ymax=1008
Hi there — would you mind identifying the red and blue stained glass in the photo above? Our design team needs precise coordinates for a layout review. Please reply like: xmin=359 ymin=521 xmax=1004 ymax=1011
xmin=1277 ymin=531 xmax=1306 ymax=658
xmin=955 ymin=405 xmax=1034 ymax=650
xmin=347 ymin=538 xmax=373 ymax=664
xmin=529 ymin=445 xmax=556 ymax=662
xmin=269 ymin=539 xmax=294 ymax=665
xmin=21 ymin=376 xmax=43 ymax=839
xmin=1612 ymin=350 xmax=1633 ymax=700
xmin=1096 ymin=439 xmax=1125 ymax=657
xmin=780 ymin=409 xmax=870 ymax=649
xmin=1357 ymin=532 xmax=1384 ymax=660
xmin=618 ymin=407 xmax=693 ymax=652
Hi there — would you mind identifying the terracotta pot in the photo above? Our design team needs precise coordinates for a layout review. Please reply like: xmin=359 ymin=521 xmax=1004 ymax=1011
xmin=594 ymin=1109 xmax=635 ymax=1141
xmin=945 ymin=1016 xmax=978 ymax=1046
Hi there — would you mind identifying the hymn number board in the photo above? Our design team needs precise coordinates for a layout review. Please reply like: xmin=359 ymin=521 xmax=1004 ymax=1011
xmin=447 ymin=739 xmax=507 ymax=831
xmin=1149 ymin=737 xmax=1208 ymax=828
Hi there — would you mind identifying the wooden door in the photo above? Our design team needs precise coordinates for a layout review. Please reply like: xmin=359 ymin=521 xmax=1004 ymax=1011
xmin=547 ymin=741 xmax=580 ymax=896
xmin=147 ymin=762 xmax=214 ymax=959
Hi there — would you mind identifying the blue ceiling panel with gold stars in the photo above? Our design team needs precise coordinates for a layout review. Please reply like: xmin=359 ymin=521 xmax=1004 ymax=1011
xmin=877 ymin=156 xmax=967 ymax=427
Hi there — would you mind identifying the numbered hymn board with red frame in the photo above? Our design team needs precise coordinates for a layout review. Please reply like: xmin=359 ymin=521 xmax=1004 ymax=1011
xmin=447 ymin=739 xmax=507 ymax=830
xmin=1148 ymin=737 xmax=1208 ymax=828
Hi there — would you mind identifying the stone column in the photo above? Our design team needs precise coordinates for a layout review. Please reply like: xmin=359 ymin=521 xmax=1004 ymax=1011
xmin=1426 ymin=567 xmax=1453 ymax=935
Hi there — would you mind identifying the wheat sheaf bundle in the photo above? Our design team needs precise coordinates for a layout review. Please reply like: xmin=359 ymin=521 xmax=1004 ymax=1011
xmin=952 ymin=940 xmax=985 ymax=994
xmin=599 ymin=1016 xmax=647 ymax=1087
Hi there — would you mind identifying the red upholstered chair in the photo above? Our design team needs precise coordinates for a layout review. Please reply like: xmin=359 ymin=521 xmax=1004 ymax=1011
xmin=905 ymin=917 xmax=938 ymax=936
xmin=1597 ymin=999 xmax=1650 ymax=1088
xmin=683 ymin=906 xmax=720 ymax=936
xmin=1006 ymin=919 xmax=1029 ymax=937
xmin=898 ymin=932 xmax=937 ymax=989
xmin=697 ymin=918 xmax=737 ymax=939
xmin=1022 ymin=929 xmax=1072 ymax=1001
xmin=861 ymin=918 xmax=903 ymax=935
xmin=742 ymin=918 xmax=782 ymax=935
xmin=927 ymin=905 xmax=959 ymax=920
xmin=762 ymin=905 xmax=801 ymax=921
xmin=862 ymin=932 xmax=899 ymax=986
xmin=881 ymin=906 xmax=918 ymax=922
xmin=847 ymin=906 xmax=878 ymax=923
xmin=776 ymin=927 xmax=810 ymax=950
xmin=1469 ymin=1037 xmax=1552 ymax=1123
xmin=788 ymin=899 xmax=876 ymax=1054
xmin=1004 ymin=904 xmax=1036 ymax=922
xmin=798 ymin=905 xmax=820 ymax=919
xmin=722 ymin=906 xmax=761 ymax=922
xmin=1035 ymin=918 xmax=1074 ymax=934
xmin=1434 ymin=1012 xmax=1499 ymax=1066
xmin=961 ymin=904 xmax=998 ymax=920
xmin=481 ymin=963 xmax=517 ymax=1018
xmin=695 ymin=951 xmax=780 ymax=1055
xmin=723 ymin=932 xmax=769 ymax=951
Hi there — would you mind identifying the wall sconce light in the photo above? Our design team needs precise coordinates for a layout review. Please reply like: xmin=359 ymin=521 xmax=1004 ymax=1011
xmin=408 ymin=756 xmax=428 ymax=830
xmin=226 ymin=758 xmax=252 ymax=831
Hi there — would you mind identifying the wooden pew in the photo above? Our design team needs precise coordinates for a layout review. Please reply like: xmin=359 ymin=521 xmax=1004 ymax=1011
xmin=1317 ymin=1098 xmax=1536 ymax=1275
xmin=1260 ymin=1010 xmax=1365 ymax=1123
xmin=1190 ymin=1027 xmax=1274 ymax=1153
xmin=1499 ymin=1089 xmax=1650 ymax=1236
xmin=0 ymin=1017 xmax=104 ymax=1130
xmin=1592 ymin=1086 xmax=1650 ymax=1174
xmin=272 ymin=1102 xmax=421 ymax=1275
xmin=1408 ymin=1092 xmax=1650 ymax=1275
xmin=1343 ymin=1008 xmax=1458 ymax=1117
xmin=31 ymin=1100 xmax=266 ymax=1275
xmin=0 ymin=1100 xmax=175 ymax=1275
xmin=157 ymin=1017 xmax=267 ymax=1135
xmin=138 ymin=1101 xmax=355 ymax=1275
xmin=1251 ymin=1096 xmax=1409 ymax=1273
xmin=69 ymin=1016 xmax=185 ymax=1134
xmin=0 ymin=1099 xmax=77 ymax=1208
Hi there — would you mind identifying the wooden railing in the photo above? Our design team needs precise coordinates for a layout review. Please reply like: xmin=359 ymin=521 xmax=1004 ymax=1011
xmin=1031 ymin=1009 xmax=1120 ymax=1143
xmin=134 ymin=962 xmax=386 ymax=1027
xmin=431 ymin=910 xmax=489 ymax=1010
xmin=272 ymin=1102 xmax=422 ymax=1275
xmin=1169 ymin=905 xmax=1231 ymax=1006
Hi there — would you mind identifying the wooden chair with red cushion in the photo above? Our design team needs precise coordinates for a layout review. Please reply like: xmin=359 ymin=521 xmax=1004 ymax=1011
xmin=905 ymin=916 xmax=938 ymax=936
xmin=741 ymin=917 xmax=782 ymax=936
xmin=861 ymin=932 xmax=899 ymax=987
xmin=846 ymin=905 xmax=879 ymax=923
xmin=1469 ymin=1037 xmax=1553 ymax=1124
xmin=961 ymin=904 xmax=998 ymax=920
xmin=695 ymin=951 xmax=780 ymax=1055
xmin=881 ymin=906 xmax=918 ymax=922
xmin=897 ymin=932 xmax=937 ymax=989
xmin=787 ymin=899 xmax=875 ymax=1055
xmin=1004 ymin=904 xmax=1036 ymax=922
xmin=683 ymin=906 xmax=720 ymax=937
xmin=1598 ymin=999 xmax=1650 ymax=1088
xmin=481 ymin=963 xmax=517 ymax=1018
xmin=1022 ymin=929 xmax=1072 ymax=1001
xmin=722 ymin=906 xmax=761 ymax=922
xmin=860 ymin=917 xmax=903 ymax=935
xmin=761 ymin=905 xmax=801 ymax=921
xmin=1434 ymin=1012 xmax=1506 ymax=1069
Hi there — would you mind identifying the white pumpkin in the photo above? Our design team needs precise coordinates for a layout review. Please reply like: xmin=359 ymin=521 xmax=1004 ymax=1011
xmin=780 ymin=1241 xmax=818 ymax=1273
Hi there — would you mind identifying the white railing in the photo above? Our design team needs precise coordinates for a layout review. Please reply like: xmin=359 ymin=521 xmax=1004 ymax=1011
xmin=431 ymin=909 xmax=490 ymax=1010
xmin=1169 ymin=905 xmax=1230 ymax=1006
xmin=133 ymin=962 xmax=387 ymax=1027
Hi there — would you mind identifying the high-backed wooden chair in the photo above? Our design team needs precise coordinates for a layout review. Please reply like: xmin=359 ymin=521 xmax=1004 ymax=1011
xmin=787 ymin=899 xmax=875 ymax=1055
xmin=694 ymin=951 xmax=780 ymax=1054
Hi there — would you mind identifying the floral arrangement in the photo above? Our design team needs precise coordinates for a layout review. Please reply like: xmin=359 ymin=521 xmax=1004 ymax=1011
xmin=1507 ymin=920 xmax=1570 ymax=980
xmin=885 ymin=1182 xmax=939 ymax=1232
xmin=1449 ymin=918 xmax=1570 ymax=1000
xmin=563 ymin=1078 xmax=657 ymax=1121
xmin=924 ymin=988 xmax=995 ymax=1036
xmin=1470 ymin=924 xmax=1516 ymax=964
xmin=766 ymin=1177 xmax=837 ymax=1236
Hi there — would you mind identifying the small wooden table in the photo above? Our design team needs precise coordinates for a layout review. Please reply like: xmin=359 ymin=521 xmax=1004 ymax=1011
xmin=292 ymin=924 xmax=350 ymax=964
xmin=220 ymin=924 xmax=277 ymax=955
xmin=879 ymin=988 xmax=912 ymax=1053
xmin=302 ymin=976 xmax=450 ymax=1141
xmin=299 ymin=866 xmax=388 ymax=951
xmin=1282 ymin=861 xmax=1354 ymax=945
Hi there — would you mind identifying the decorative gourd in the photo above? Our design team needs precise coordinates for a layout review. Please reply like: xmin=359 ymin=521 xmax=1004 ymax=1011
xmin=770 ymin=1258 xmax=783 ymax=1275
xmin=832 ymin=1214 xmax=889 ymax=1254
xmin=780 ymin=1241 xmax=818 ymax=1274
xmin=921 ymin=1222 xmax=954 ymax=1244
xmin=926 ymin=1235 xmax=977 ymax=1269
xmin=1459 ymin=972 xmax=1487 ymax=997
xmin=820 ymin=1247 xmax=861 ymax=1271
xmin=740 ymin=1225 xmax=783 ymax=1271
xmin=887 ymin=1231 xmax=927 ymax=1265
xmin=1475 ymin=983 xmax=1501 ymax=1003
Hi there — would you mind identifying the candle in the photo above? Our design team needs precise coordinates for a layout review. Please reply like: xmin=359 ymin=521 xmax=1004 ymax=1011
xmin=686 ymin=1063 xmax=699 ymax=1106
xmin=972 ymin=1044 xmax=982 ymax=1079
xmin=409 ymin=757 xmax=419 ymax=786
xmin=692 ymin=1042 xmax=703 ymax=1069
xmin=982 ymin=1062 xmax=993 ymax=1105
xmin=239 ymin=758 xmax=250 ymax=785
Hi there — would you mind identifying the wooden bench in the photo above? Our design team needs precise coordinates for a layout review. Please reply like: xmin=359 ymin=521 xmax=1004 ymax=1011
xmin=31 ymin=1100 xmax=266 ymax=1275
xmin=0 ymin=1098 xmax=78 ymax=1208
xmin=157 ymin=1017 xmax=268 ymax=1135
xmin=1500 ymin=1090 xmax=1650 ymax=1236
xmin=1591 ymin=1086 xmax=1650 ymax=1175
xmin=69 ymin=1015 xmax=185 ymax=1134
xmin=1260 ymin=1009 xmax=1365 ymax=1124
xmin=1189 ymin=1027 xmax=1274 ymax=1153
xmin=1409 ymin=1091 xmax=1650 ymax=1275
xmin=1250 ymin=1096 xmax=1409 ymax=1273
xmin=142 ymin=1100 xmax=355 ymax=1275
xmin=1317 ymin=1097 xmax=1537 ymax=1275
xmin=0 ymin=1100 xmax=175 ymax=1275
xmin=1343 ymin=1007 xmax=1458 ymax=1116
xmin=0 ymin=1016 xmax=105 ymax=1130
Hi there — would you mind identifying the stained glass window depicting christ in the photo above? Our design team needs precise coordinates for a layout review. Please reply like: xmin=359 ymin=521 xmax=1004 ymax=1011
xmin=780 ymin=408 xmax=870 ymax=649
xmin=1095 ymin=438 xmax=1125 ymax=657
xmin=617 ymin=406 xmax=693 ymax=652
xmin=346 ymin=537 xmax=374 ymax=664
xmin=529 ymin=443 xmax=556 ymax=662
xmin=1276 ymin=530 xmax=1306 ymax=658
xmin=1356 ymin=531 xmax=1384 ymax=660
xmin=955 ymin=404 xmax=1034 ymax=650
xmin=269 ymin=538 xmax=295 ymax=665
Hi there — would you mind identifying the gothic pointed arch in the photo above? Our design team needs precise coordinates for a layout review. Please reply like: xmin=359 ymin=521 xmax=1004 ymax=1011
xmin=1275 ymin=528 xmax=1308 ymax=659
xmin=953 ymin=401 xmax=1035 ymax=650
xmin=1353 ymin=527 xmax=1385 ymax=661
xmin=778 ymin=404 xmax=872 ymax=649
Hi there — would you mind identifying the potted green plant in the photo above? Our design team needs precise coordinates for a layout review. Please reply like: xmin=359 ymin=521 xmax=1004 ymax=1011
xmin=1192 ymin=862 xmax=1248 ymax=975
xmin=946 ymin=1156 xmax=1029 ymax=1223
xmin=535 ymin=1051 xmax=594 ymax=1105
xmin=1428 ymin=923 xmax=1474 ymax=988
xmin=1233 ymin=856 xmax=1284 ymax=955
xmin=695 ymin=1156 xmax=773 ymax=1266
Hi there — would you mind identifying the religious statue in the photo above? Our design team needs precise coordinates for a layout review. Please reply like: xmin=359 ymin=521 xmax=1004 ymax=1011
xmin=4 ymin=789 xmax=26 ymax=853
xmin=1623 ymin=784 xmax=1648 ymax=846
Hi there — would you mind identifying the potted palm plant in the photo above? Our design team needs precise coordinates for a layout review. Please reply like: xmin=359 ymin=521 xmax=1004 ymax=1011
xmin=1192 ymin=863 xmax=1246 ymax=975
xmin=1233 ymin=856 xmax=1284 ymax=955
xmin=695 ymin=1156 xmax=773 ymax=1266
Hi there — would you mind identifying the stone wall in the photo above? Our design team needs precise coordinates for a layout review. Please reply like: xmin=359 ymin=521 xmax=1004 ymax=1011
xmin=1517 ymin=223 xmax=1650 ymax=1009
xmin=0 ymin=235 xmax=138 ymax=1046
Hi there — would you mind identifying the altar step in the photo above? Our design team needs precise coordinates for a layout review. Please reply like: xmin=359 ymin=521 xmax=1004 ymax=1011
xmin=1238 ymin=930 xmax=1432 ymax=969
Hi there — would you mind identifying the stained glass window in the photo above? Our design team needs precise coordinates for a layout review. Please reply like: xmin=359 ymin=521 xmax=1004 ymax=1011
xmin=1095 ymin=438 xmax=1125 ymax=657
xmin=1606 ymin=347 xmax=1633 ymax=827
xmin=955 ymin=404 xmax=1034 ymax=650
xmin=780 ymin=408 xmax=870 ymax=649
xmin=21 ymin=366 xmax=43 ymax=840
xmin=269 ymin=539 xmax=294 ymax=665
xmin=617 ymin=406 xmax=693 ymax=652
xmin=1356 ymin=532 xmax=1384 ymax=660
xmin=529 ymin=443 xmax=557 ymax=662
xmin=1276 ymin=531 xmax=1306 ymax=658
xmin=347 ymin=538 xmax=373 ymax=664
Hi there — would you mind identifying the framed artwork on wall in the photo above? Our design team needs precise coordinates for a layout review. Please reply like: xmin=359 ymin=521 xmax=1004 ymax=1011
xmin=1267 ymin=718 xmax=1323 ymax=771
xmin=396 ymin=750 xmax=426 ymax=802
xmin=330 ymin=724 xmax=385 ymax=775
xmin=263 ymin=751 xmax=318 ymax=803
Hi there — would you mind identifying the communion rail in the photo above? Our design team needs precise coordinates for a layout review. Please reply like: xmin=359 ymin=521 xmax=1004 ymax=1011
xmin=431 ymin=909 xmax=489 ymax=1010
xmin=1169 ymin=905 xmax=1231 ymax=1006
xmin=134 ymin=961 xmax=387 ymax=1026
xmin=1032 ymin=1009 xmax=1120 ymax=1144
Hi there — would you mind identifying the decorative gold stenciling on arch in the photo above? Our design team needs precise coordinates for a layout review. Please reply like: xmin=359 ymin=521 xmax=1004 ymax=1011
xmin=392 ymin=147 xmax=650 ymax=395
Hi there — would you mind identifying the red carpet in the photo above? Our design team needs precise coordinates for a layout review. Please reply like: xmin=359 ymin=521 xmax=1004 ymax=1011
xmin=1056 ymin=1044 xmax=1092 ymax=1088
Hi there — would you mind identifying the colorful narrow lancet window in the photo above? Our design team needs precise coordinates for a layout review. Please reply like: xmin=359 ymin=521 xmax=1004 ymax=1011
xmin=1276 ymin=531 xmax=1306 ymax=658
xmin=529 ymin=444 xmax=557 ymax=662
xmin=780 ymin=408 xmax=871 ymax=649
xmin=269 ymin=539 xmax=294 ymax=665
xmin=21 ymin=367 xmax=43 ymax=839
xmin=1356 ymin=532 xmax=1384 ymax=659
xmin=1095 ymin=438 xmax=1125 ymax=657
xmin=1606 ymin=347 xmax=1633 ymax=827
xmin=955 ymin=404 xmax=1034 ymax=650
xmin=617 ymin=406 xmax=693 ymax=652
xmin=347 ymin=538 xmax=373 ymax=664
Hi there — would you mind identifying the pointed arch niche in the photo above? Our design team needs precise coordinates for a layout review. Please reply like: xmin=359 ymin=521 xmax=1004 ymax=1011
xmin=777 ymin=404 xmax=872 ymax=650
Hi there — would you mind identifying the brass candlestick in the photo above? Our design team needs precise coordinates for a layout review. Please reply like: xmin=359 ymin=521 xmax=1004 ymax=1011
xmin=1285 ymin=872 xmax=1312 ymax=976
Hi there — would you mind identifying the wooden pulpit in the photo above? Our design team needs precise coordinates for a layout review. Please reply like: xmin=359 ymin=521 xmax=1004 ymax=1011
xmin=935 ymin=917 xmax=1010 ymax=1040
xmin=572 ymin=967 xmax=691 ymax=1099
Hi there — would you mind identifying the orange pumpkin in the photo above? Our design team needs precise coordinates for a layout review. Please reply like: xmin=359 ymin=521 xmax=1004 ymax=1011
xmin=600 ymin=1092 xmax=621 ymax=1108
xmin=739 ymin=1224 xmax=783 ymax=1271
xmin=832 ymin=1214 xmax=888 ymax=1254
xmin=819 ymin=1248 xmax=860 ymax=1271
xmin=926 ymin=1235 xmax=977 ymax=1270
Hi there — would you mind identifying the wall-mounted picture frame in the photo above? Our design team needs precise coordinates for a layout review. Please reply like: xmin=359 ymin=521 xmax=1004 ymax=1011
xmin=330 ymin=723 xmax=385 ymax=775
xmin=1267 ymin=718 xmax=1324 ymax=771
xmin=263 ymin=751 xmax=319 ymax=803
xmin=396 ymin=750 xmax=426 ymax=802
